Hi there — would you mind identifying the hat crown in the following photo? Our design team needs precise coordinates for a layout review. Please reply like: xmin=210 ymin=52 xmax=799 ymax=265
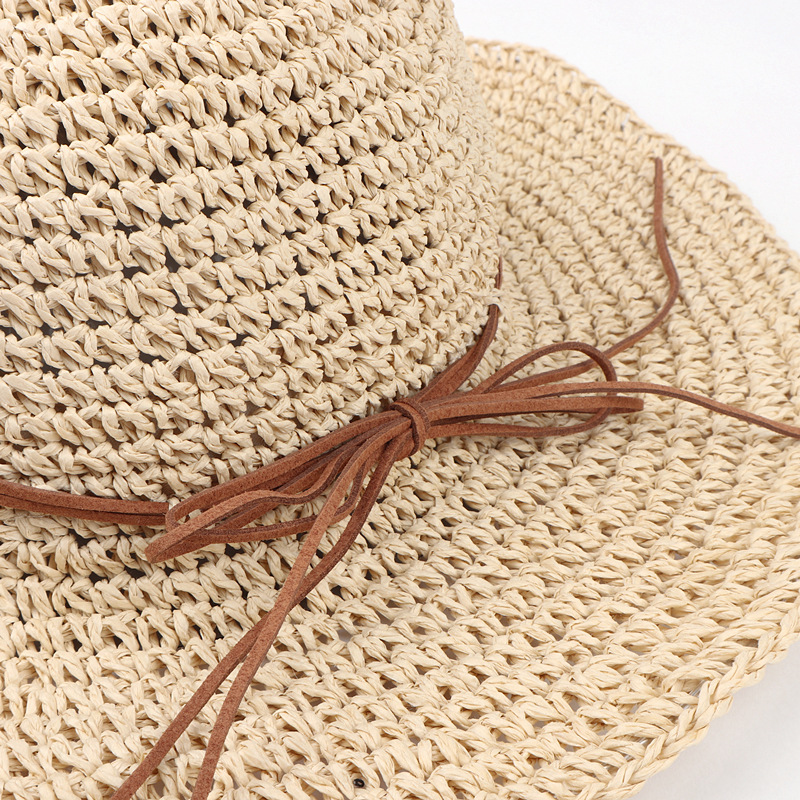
xmin=0 ymin=0 xmax=500 ymax=501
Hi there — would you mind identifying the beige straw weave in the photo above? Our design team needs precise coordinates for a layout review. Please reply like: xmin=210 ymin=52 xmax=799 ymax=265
xmin=3 ymin=2 xmax=800 ymax=799
xmin=0 ymin=0 xmax=500 ymax=501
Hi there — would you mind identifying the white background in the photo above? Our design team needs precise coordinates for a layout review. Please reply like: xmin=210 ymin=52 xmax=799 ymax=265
xmin=452 ymin=2 xmax=800 ymax=798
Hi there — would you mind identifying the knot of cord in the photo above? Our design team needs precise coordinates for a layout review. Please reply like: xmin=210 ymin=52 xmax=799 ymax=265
xmin=389 ymin=398 xmax=432 ymax=457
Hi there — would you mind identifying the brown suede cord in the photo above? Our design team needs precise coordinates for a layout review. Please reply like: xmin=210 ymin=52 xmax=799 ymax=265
xmin=3 ymin=158 xmax=800 ymax=799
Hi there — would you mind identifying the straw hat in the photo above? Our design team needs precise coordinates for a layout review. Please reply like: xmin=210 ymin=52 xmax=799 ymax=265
xmin=2 ymin=2 xmax=800 ymax=799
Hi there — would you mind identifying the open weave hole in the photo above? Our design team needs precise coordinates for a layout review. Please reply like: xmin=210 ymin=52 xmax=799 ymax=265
xmin=4 ymin=27 xmax=800 ymax=800
xmin=0 ymin=0 xmax=500 ymax=502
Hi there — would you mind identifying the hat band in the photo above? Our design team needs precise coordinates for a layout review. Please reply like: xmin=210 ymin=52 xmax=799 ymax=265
xmin=4 ymin=159 xmax=800 ymax=800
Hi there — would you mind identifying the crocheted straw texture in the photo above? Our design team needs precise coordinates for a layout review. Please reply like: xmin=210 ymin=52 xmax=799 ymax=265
xmin=0 ymin=0 xmax=500 ymax=502
xmin=4 ymin=19 xmax=800 ymax=800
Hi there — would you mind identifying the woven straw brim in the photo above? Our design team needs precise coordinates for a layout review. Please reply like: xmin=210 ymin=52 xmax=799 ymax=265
xmin=6 ymin=40 xmax=800 ymax=800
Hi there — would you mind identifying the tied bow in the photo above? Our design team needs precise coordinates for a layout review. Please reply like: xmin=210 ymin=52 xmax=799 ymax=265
xmin=2 ymin=159 xmax=800 ymax=799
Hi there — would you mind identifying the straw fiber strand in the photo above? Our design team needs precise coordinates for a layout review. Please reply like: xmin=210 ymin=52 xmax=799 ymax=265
xmin=2 ymin=8 xmax=800 ymax=800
